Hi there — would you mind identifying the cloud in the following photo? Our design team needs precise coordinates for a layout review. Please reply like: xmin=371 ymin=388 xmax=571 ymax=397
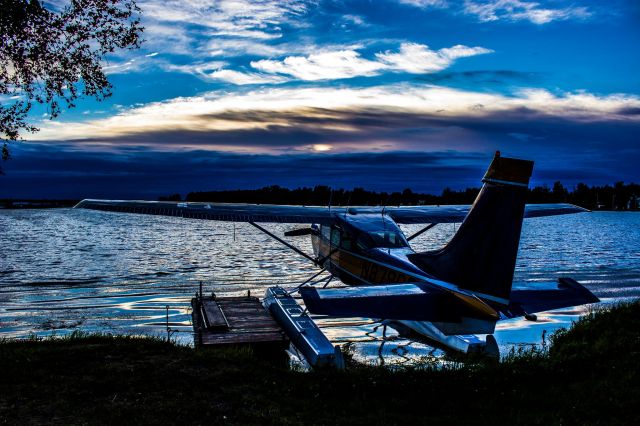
xmin=102 ymin=57 xmax=150 ymax=75
xmin=208 ymin=69 xmax=289 ymax=85
xmin=138 ymin=22 xmax=196 ymax=56
xmin=376 ymin=43 xmax=493 ymax=74
xmin=463 ymin=0 xmax=591 ymax=24
xmin=205 ymin=38 xmax=288 ymax=58
xmin=5 ymin=139 xmax=638 ymax=199
xmin=339 ymin=14 xmax=368 ymax=27
xmin=62 ymin=0 xmax=596 ymax=79
xmin=249 ymin=43 xmax=491 ymax=82
xmin=140 ymin=0 xmax=312 ymax=36
xmin=29 ymin=84 xmax=640 ymax=150
xmin=157 ymin=60 xmax=227 ymax=77
xmin=107 ymin=0 xmax=319 ymax=70
xmin=251 ymin=50 xmax=385 ymax=81
xmin=419 ymin=69 xmax=543 ymax=85
xmin=398 ymin=0 xmax=449 ymax=8
xmin=1 ymin=146 xmax=493 ymax=198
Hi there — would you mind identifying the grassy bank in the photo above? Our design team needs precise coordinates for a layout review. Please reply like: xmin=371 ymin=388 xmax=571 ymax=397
xmin=2 ymin=302 xmax=639 ymax=425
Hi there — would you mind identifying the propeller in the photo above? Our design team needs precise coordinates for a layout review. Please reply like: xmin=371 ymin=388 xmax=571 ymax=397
xmin=285 ymin=227 xmax=314 ymax=237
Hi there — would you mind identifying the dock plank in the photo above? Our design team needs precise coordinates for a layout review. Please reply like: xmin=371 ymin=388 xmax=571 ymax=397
xmin=201 ymin=300 xmax=229 ymax=331
xmin=191 ymin=295 xmax=289 ymax=361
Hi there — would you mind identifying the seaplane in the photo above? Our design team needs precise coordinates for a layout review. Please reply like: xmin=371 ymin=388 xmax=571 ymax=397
xmin=75 ymin=152 xmax=599 ymax=357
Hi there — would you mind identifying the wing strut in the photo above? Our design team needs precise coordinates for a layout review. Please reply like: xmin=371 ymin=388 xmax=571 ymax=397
xmin=287 ymin=268 xmax=328 ymax=295
xmin=317 ymin=247 xmax=339 ymax=266
xmin=248 ymin=222 xmax=318 ymax=265
xmin=406 ymin=223 xmax=438 ymax=241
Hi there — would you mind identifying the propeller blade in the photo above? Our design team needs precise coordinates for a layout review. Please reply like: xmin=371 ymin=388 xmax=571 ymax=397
xmin=284 ymin=227 xmax=313 ymax=237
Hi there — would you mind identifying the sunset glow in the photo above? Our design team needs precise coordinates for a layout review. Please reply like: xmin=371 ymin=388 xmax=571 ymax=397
xmin=2 ymin=0 xmax=638 ymax=198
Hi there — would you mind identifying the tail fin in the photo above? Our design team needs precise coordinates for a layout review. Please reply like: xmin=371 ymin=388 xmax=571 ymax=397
xmin=408 ymin=152 xmax=533 ymax=304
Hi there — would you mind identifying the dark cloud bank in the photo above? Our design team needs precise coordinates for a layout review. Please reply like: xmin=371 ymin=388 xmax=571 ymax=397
xmin=2 ymin=106 xmax=638 ymax=199
xmin=2 ymin=145 xmax=637 ymax=199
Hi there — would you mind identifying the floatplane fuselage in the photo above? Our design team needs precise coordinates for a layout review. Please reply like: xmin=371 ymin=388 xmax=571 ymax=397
xmin=310 ymin=215 xmax=477 ymax=341
xmin=75 ymin=152 xmax=599 ymax=356
xmin=308 ymin=214 xmax=503 ymax=354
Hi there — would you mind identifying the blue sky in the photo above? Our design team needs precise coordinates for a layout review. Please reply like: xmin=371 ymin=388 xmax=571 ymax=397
xmin=3 ymin=0 xmax=640 ymax=198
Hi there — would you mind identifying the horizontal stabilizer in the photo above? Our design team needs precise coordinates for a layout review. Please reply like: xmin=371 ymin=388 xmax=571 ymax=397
xmin=300 ymin=283 xmax=496 ymax=322
xmin=502 ymin=278 xmax=599 ymax=318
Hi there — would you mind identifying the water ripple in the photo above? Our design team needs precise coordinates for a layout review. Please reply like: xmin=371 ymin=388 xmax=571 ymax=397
xmin=1 ymin=208 xmax=639 ymax=363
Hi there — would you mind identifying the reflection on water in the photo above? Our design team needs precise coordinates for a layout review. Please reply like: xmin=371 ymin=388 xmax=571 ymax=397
xmin=1 ymin=209 xmax=639 ymax=364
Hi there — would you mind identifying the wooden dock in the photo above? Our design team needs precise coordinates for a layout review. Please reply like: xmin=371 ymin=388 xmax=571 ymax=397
xmin=191 ymin=293 xmax=289 ymax=362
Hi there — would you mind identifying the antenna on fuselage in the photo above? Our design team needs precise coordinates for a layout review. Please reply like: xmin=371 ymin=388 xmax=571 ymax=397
xmin=344 ymin=191 xmax=352 ymax=218
xmin=381 ymin=193 xmax=387 ymax=218
xmin=381 ymin=195 xmax=390 ymax=254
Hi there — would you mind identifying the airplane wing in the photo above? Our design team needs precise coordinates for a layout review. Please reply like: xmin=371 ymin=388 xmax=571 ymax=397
xmin=74 ymin=199 xmax=587 ymax=225
xmin=380 ymin=203 xmax=588 ymax=224
xmin=74 ymin=199 xmax=336 ymax=224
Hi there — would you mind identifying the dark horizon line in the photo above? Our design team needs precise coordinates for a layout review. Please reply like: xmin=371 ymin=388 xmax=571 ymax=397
xmin=2 ymin=179 xmax=640 ymax=200
xmin=4 ymin=180 xmax=639 ymax=211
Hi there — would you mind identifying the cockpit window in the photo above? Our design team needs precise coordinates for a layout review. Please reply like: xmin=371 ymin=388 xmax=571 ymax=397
xmin=341 ymin=234 xmax=352 ymax=250
xmin=369 ymin=231 xmax=407 ymax=248
xmin=330 ymin=228 xmax=341 ymax=246
xmin=321 ymin=225 xmax=331 ymax=240
xmin=357 ymin=230 xmax=407 ymax=249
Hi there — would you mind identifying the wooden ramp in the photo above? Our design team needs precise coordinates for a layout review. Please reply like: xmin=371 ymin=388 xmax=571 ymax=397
xmin=191 ymin=293 xmax=289 ymax=362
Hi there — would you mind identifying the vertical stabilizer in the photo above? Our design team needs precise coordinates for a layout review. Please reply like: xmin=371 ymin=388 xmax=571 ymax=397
xmin=408 ymin=152 xmax=534 ymax=303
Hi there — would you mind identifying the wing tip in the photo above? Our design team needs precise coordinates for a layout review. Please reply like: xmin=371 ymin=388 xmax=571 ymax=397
xmin=73 ymin=199 xmax=88 ymax=209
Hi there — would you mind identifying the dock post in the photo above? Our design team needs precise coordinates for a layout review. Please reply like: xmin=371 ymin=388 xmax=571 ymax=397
xmin=166 ymin=305 xmax=170 ymax=343
xmin=199 ymin=281 xmax=203 ymax=300
xmin=334 ymin=345 xmax=345 ymax=370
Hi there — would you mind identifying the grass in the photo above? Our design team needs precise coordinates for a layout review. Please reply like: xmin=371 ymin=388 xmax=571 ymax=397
xmin=1 ymin=302 xmax=639 ymax=425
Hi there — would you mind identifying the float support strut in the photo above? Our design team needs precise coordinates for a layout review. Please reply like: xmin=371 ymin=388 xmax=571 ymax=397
xmin=249 ymin=222 xmax=318 ymax=265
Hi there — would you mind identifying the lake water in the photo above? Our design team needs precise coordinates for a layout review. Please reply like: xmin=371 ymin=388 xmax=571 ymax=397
xmin=1 ymin=208 xmax=639 ymax=364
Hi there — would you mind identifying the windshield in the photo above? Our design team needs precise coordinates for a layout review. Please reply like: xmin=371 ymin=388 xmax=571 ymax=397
xmin=358 ymin=230 xmax=408 ymax=249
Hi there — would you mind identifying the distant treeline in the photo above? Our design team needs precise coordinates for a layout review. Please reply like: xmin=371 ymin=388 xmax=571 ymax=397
xmin=0 ymin=199 xmax=78 ymax=209
xmin=163 ymin=181 xmax=640 ymax=211
xmin=3 ymin=182 xmax=637 ymax=211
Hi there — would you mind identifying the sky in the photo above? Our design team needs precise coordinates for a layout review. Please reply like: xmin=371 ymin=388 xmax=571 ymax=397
xmin=2 ymin=0 xmax=640 ymax=199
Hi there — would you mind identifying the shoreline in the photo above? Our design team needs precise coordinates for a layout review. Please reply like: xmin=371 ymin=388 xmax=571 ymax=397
xmin=1 ymin=301 xmax=638 ymax=424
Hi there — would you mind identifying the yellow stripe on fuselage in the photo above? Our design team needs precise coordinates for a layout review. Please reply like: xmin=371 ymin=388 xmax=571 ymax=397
xmin=317 ymin=239 xmax=414 ymax=285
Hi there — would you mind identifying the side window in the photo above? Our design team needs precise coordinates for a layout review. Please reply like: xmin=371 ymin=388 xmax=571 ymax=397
xmin=341 ymin=234 xmax=352 ymax=250
xmin=330 ymin=228 xmax=341 ymax=246
xmin=356 ymin=235 xmax=372 ymax=251
xmin=321 ymin=225 xmax=331 ymax=240
xmin=388 ymin=232 xmax=397 ymax=245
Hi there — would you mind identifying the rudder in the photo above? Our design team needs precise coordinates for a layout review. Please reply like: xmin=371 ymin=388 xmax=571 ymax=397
xmin=408 ymin=152 xmax=533 ymax=304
